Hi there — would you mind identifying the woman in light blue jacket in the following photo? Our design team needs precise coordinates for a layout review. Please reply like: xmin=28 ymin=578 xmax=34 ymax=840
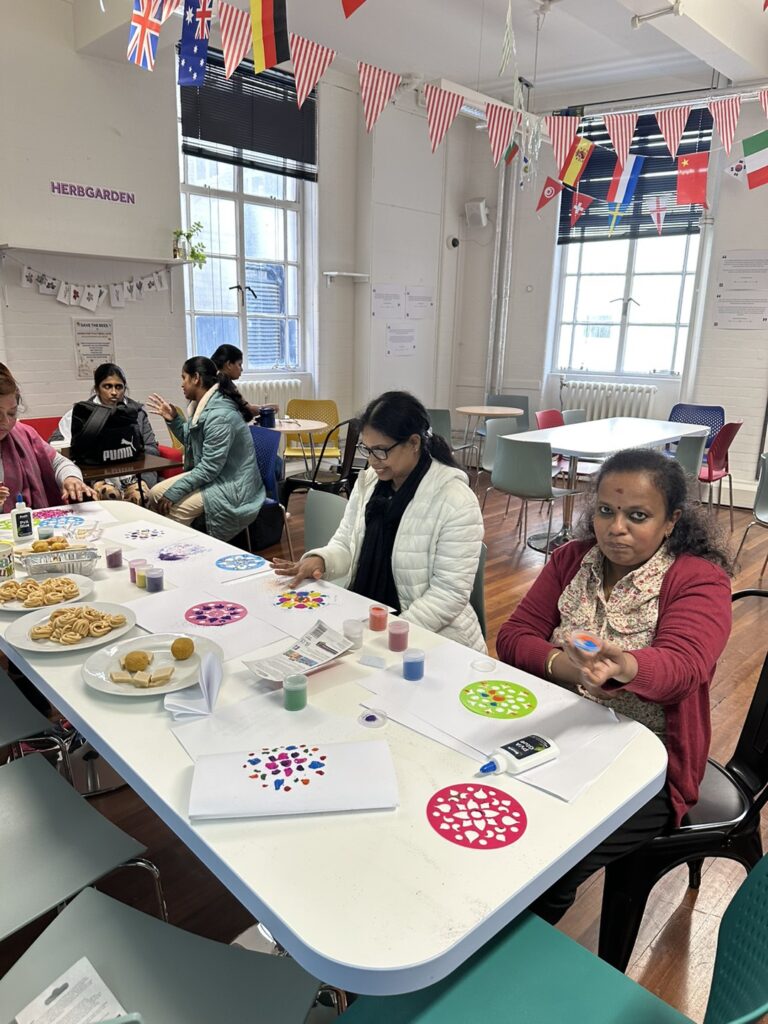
xmin=146 ymin=357 xmax=264 ymax=541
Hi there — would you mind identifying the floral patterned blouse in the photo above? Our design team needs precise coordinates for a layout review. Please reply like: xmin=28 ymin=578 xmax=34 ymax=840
xmin=550 ymin=543 xmax=676 ymax=738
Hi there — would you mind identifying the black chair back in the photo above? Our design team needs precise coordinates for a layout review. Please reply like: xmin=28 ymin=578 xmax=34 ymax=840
xmin=728 ymin=590 xmax=768 ymax=796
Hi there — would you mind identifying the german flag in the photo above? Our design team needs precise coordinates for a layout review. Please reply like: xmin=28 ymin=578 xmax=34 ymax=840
xmin=250 ymin=0 xmax=290 ymax=74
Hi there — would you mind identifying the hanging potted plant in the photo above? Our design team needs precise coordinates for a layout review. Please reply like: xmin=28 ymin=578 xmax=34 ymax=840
xmin=172 ymin=221 xmax=207 ymax=268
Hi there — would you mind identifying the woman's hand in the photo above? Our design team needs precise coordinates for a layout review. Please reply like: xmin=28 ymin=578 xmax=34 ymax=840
xmin=61 ymin=477 xmax=96 ymax=503
xmin=146 ymin=394 xmax=176 ymax=421
xmin=271 ymin=555 xmax=325 ymax=589
xmin=0 ymin=486 xmax=10 ymax=507
xmin=565 ymin=633 xmax=638 ymax=694
xmin=155 ymin=495 xmax=174 ymax=516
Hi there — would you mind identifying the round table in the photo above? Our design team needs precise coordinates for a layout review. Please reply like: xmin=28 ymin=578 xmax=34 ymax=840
xmin=456 ymin=405 xmax=524 ymax=446
xmin=268 ymin=418 xmax=328 ymax=473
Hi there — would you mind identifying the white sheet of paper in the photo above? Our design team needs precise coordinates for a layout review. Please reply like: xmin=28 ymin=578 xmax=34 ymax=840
xmin=164 ymin=651 xmax=223 ymax=721
xmin=227 ymin=574 xmax=379 ymax=640
xmin=14 ymin=956 xmax=126 ymax=1024
xmin=189 ymin=739 xmax=399 ymax=820
xmin=125 ymin=587 xmax=288 ymax=661
xmin=172 ymin=689 xmax=362 ymax=761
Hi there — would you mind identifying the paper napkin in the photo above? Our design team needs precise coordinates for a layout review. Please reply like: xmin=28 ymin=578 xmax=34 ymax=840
xmin=164 ymin=652 xmax=222 ymax=721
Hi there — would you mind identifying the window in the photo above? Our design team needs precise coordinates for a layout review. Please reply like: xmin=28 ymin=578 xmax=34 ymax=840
xmin=179 ymin=55 xmax=316 ymax=371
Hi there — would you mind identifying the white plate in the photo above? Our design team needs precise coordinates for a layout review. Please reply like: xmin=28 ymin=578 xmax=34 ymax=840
xmin=5 ymin=601 xmax=137 ymax=654
xmin=0 ymin=573 xmax=95 ymax=613
xmin=82 ymin=633 xmax=223 ymax=698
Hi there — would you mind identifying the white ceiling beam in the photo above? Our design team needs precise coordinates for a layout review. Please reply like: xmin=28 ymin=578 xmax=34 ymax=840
xmin=615 ymin=0 xmax=768 ymax=82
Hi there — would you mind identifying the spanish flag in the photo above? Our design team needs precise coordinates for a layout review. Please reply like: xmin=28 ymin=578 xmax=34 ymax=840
xmin=250 ymin=0 xmax=290 ymax=74
xmin=559 ymin=137 xmax=595 ymax=188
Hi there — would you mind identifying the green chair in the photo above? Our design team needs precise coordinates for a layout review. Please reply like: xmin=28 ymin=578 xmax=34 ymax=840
xmin=477 ymin=392 xmax=530 ymax=433
xmin=482 ymin=437 xmax=578 ymax=564
xmin=427 ymin=409 xmax=479 ymax=471
xmin=672 ymin=433 xmax=707 ymax=477
xmin=469 ymin=542 xmax=487 ymax=640
xmin=562 ymin=407 xmax=587 ymax=424
xmin=0 ymin=667 xmax=72 ymax=781
xmin=735 ymin=452 xmax=768 ymax=578
xmin=479 ymin=417 xmax=523 ymax=478
xmin=0 ymin=755 xmax=166 ymax=943
xmin=0 ymin=887 xmax=322 ymax=1024
xmin=303 ymin=488 xmax=348 ymax=553
xmin=343 ymin=851 xmax=768 ymax=1024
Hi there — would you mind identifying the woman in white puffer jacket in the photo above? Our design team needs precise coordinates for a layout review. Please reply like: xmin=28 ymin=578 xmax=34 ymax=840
xmin=272 ymin=391 xmax=486 ymax=652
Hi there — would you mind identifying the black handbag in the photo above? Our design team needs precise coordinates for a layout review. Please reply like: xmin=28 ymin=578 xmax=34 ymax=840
xmin=70 ymin=401 xmax=144 ymax=466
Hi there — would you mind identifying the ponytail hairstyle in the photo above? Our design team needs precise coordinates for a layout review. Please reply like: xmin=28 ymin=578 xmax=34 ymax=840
xmin=357 ymin=391 xmax=459 ymax=469
xmin=210 ymin=344 xmax=243 ymax=371
xmin=183 ymin=356 xmax=252 ymax=423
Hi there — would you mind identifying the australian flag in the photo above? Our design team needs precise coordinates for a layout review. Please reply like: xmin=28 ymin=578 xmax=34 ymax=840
xmin=179 ymin=0 xmax=212 ymax=86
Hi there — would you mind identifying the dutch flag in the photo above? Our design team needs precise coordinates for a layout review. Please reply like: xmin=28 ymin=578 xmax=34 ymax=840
xmin=606 ymin=154 xmax=645 ymax=208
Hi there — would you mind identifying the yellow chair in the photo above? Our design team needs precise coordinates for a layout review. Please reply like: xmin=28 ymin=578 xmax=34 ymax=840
xmin=283 ymin=399 xmax=342 ymax=466
xmin=167 ymin=405 xmax=186 ymax=451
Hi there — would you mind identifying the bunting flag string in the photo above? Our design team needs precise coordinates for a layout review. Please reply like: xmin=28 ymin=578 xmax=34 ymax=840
xmin=161 ymin=0 xmax=183 ymax=22
xmin=11 ymin=256 xmax=170 ymax=310
xmin=251 ymin=0 xmax=290 ymax=74
xmin=358 ymin=62 xmax=401 ymax=133
xmin=499 ymin=0 xmax=514 ymax=76
xmin=179 ymin=0 xmax=212 ymax=86
xmin=486 ymin=103 xmax=519 ymax=167
xmin=219 ymin=1 xmax=252 ymax=79
xmin=127 ymin=0 xmax=163 ymax=71
xmin=289 ymin=34 xmax=337 ymax=108
xmin=760 ymin=89 xmax=768 ymax=121
xmin=342 ymin=0 xmax=368 ymax=16
xmin=424 ymin=84 xmax=463 ymax=153
xmin=569 ymin=193 xmax=594 ymax=227
xmin=536 ymin=176 xmax=563 ymax=212
xmin=603 ymin=112 xmax=638 ymax=168
xmin=709 ymin=96 xmax=742 ymax=155
xmin=654 ymin=106 xmax=692 ymax=159
xmin=545 ymin=115 xmax=580 ymax=173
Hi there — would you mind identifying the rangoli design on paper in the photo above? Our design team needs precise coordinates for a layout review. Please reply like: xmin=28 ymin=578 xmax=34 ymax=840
xmin=459 ymin=680 xmax=537 ymax=720
xmin=215 ymin=553 xmax=267 ymax=572
xmin=125 ymin=526 xmax=165 ymax=541
xmin=426 ymin=783 xmax=527 ymax=849
xmin=184 ymin=601 xmax=248 ymax=627
xmin=35 ymin=508 xmax=77 ymax=522
xmin=274 ymin=589 xmax=329 ymax=610
xmin=243 ymin=744 xmax=328 ymax=792
xmin=157 ymin=542 xmax=209 ymax=561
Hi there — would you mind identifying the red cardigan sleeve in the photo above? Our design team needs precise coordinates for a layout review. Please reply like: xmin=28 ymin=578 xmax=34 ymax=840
xmin=496 ymin=541 xmax=590 ymax=674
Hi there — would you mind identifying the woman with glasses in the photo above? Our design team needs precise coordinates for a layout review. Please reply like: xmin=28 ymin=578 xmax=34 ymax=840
xmin=272 ymin=391 xmax=486 ymax=651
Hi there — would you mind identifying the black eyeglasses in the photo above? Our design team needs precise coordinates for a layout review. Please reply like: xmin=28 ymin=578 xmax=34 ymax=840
xmin=356 ymin=440 xmax=403 ymax=462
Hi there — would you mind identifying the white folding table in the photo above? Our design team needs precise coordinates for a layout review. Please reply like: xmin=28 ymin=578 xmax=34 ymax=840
xmin=0 ymin=500 xmax=667 ymax=995
xmin=509 ymin=417 xmax=709 ymax=553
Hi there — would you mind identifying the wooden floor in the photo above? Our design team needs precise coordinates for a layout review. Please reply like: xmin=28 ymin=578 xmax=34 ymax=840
xmin=3 ymin=481 xmax=768 ymax=1020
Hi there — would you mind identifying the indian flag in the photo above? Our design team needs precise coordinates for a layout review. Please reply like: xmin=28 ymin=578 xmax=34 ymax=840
xmin=250 ymin=0 xmax=290 ymax=74
xmin=743 ymin=129 xmax=768 ymax=190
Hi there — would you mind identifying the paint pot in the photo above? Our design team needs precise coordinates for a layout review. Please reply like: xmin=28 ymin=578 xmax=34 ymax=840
xmin=368 ymin=605 xmax=388 ymax=632
xmin=403 ymin=648 xmax=425 ymax=682
xmin=129 ymin=558 xmax=147 ymax=584
xmin=145 ymin=567 xmax=164 ymax=593
xmin=358 ymin=709 xmax=387 ymax=729
xmin=388 ymin=619 xmax=409 ymax=652
xmin=343 ymin=619 xmax=363 ymax=650
xmin=0 ymin=540 xmax=14 ymax=580
xmin=105 ymin=544 xmax=123 ymax=569
xmin=283 ymin=674 xmax=308 ymax=712
xmin=135 ymin=564 xmax=149 ymax=589
xmin=37 ymin=526 xmax=54 ymax=541
xmin=470 ymin=657 xmax=496 ymax=674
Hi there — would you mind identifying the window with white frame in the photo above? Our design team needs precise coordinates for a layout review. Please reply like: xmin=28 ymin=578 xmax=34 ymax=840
xmin=555 ymin=233 xmax=700 ymax=376
xmin=179 ymin=55 xmax=316 ymax=372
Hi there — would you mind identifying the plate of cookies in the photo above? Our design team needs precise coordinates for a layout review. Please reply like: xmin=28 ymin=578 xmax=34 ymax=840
xmin=0 ymin=574 xmax=94 ymax=613
xmin=82 ymin=633 xmax=223 ymax=697
xmin=5 ymin=601 xmax=136 ymax=653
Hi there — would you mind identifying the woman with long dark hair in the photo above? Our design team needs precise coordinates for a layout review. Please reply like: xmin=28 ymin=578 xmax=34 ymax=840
xmin=273 ymin=391 xmax=485 ymax=650
xmin=211 ymin=344 xmax=279 ymax=423
xmin=145 ymin=357 xmax=264 ymax=540
xmin=51 ymin=362 xmax=160 ymax=502
xmin=497 ymin=447 xmax=733 ymax=923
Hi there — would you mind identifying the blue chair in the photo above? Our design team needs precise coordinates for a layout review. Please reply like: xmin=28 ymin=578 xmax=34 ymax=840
xmin=249 ymin=426 xmax=295 ymax=560
xmin=669 ymin=403 xmax=725 ymax=451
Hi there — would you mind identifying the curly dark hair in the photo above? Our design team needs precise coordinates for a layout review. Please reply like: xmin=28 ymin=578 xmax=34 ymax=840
xmin=577 ymin=447 xmax=734 ymax=574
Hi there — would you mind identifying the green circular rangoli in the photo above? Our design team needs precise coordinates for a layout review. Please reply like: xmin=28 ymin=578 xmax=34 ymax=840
xmin=459 ymin=680 xmax=537 ymax=719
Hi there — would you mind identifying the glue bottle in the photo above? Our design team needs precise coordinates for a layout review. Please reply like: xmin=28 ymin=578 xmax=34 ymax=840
xmin=477 ymin=735 xmax=559 ymax=776
xmin=11 ymin=494 xmax=34 ymax=543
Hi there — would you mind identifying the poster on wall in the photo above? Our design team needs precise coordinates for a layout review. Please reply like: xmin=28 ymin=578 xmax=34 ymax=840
xmin=73 ymin=319 xmax=115 ymax=379
xmin=405 ymin=285 xmax=435 ymax=320
xmin=372 ymin=283 xmax=405 ymax=318
xmin=714 ymin=250 xmax=768 ymax=329
xmin=386 ymin=323 xmax=417 ymax=357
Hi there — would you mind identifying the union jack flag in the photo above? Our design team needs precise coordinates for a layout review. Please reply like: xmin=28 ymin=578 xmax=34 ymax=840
xmin=194 ymin=0 xmax=212 ymax=39
xmin=127 ymin=0 xmax=163 ymax=71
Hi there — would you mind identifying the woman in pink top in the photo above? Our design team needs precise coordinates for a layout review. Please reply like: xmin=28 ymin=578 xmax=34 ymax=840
xmin=497 ymin=447 xmax=733 ymax=924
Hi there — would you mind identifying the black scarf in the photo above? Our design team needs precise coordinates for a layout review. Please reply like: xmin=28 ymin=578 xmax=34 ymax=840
xmin=350 ymin=452 xmax=432 ymax=613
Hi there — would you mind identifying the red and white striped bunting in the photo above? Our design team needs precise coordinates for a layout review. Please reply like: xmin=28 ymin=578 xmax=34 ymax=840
xmin=424 ymin=84 xmax=463 ymax=153
xmin=486 ymin=103 xmax=519 ymax=167
xmin=760 ymin=89 xmax=768 ymax=121
xmin=654 ymin=106 xmax=691 ymax=159
xmin=709 ymin=96 xmax=742 ymax=155
xmin=218 ymin=1 xmax=252 ymax=79
xmin=604 ymin=112 xmax=638 ymax=168
xmin=544 ymin=115 xmax=580 ymax=173
xmin=358 ymin=62 xmax=401 ymax=133
xmin=161 ymin=0 xmax=182 ymax=23
xmin=289 ymin=34 xmax=336 ymax=109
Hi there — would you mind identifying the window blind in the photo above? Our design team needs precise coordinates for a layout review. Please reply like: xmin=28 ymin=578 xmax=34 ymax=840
xmin=181 ymin=51 xmax=317 ymax=182
xmin=558 ymin=109 xmax=712 ymax=245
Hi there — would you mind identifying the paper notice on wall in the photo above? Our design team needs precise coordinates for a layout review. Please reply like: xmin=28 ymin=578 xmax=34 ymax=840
xmin=73 ymin=319 xmax=115 ymax=379
xmin=386 ymin=323 xmax=417 ymax=357
xmin=714 ymin=251 xmax=768 ymax=328
xmin=405 ymin=285 xmax=435 ymax=320
xmin=372 ymin=283 xmax=405 ymax=317
xmin=713 ymin=292 xmax=768 ymax=329
xmin=14 ymin=956 xmax=127 ymax=1024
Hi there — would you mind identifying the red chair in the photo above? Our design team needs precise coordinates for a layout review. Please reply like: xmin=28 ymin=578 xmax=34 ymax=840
xmin=535 ymin=409 xmax=565 ymax=429
xmin=21 ymin=417 xmax=61 ymax=442
xmin=698 ymin=421 xmax=743 ymax=531
xmin=157 ymin=445 xmax=183 ymax=480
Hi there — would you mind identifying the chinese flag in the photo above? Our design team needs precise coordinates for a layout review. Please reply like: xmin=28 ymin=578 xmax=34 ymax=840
xmin=677 ymin=152 xmax=709 ymax=206
xmin=342 ymin=0 xmax=367 ymax=15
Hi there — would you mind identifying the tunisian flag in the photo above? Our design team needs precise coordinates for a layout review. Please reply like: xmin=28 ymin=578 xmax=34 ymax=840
xmin=677 ymin=153 xmax=709 ymax=206
xmin=342 ymin=0 xmax=367 ymax=15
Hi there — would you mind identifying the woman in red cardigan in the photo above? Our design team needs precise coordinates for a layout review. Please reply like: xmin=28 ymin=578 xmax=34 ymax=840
xmin=496 ymin=447 xmax=733 ymax=924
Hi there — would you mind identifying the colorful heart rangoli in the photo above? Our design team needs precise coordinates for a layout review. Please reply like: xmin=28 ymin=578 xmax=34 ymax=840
xmin=459 ymin=680 xmax=537 ymax=720
xmin=274 ymin=589 xmax=329 ymax=610
xmin=426 ymin=783 xmax=527 ymax=849
xmin=184 ymin=601 xmax=248 ymax=627
xmin=242 ymin=743 xmax=328 ymax=792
